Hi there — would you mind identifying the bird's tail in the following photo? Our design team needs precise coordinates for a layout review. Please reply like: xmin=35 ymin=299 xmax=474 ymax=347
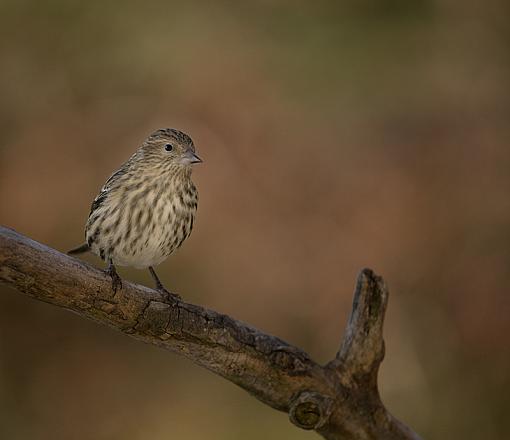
xmin=68 ymin=243 xmax=90 ymax=255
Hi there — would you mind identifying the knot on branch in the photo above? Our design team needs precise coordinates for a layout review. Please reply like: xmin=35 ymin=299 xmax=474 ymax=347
xmin=289 ymin=391 xmax=333 ymax=430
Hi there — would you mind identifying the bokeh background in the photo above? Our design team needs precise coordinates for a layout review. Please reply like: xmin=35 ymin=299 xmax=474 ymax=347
xmin=1 ymin=1 xmax=509 ymax=439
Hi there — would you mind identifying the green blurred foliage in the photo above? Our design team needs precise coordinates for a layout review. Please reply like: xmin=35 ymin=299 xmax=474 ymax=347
xmin=1 ymin=1 xmax=509 ymax=439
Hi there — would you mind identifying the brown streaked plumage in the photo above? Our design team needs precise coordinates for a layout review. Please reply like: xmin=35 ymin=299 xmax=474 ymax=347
xmin=68 ymin=128 xmax=201 ymax=295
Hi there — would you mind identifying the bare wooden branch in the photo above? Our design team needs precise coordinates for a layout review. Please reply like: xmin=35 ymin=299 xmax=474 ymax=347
xmin=0 ymin=226 xmax=421 ymax=440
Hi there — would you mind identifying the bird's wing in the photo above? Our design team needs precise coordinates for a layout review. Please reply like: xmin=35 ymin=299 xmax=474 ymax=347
xmin=88 ymin=167 xmax=127 ymax=218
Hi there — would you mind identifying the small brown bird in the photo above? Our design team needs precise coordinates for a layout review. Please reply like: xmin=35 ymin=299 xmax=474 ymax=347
xmin=69 ymin=128 xmax=201 ymax=295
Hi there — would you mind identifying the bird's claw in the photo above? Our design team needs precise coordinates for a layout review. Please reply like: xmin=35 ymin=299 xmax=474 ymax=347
xmin=105 ymin=265 xmax=123 ymax=293
xmin=157 ymin=285 xmax=181 ymax=303
xmin=111 ymin=274 xmax=123 ymax=293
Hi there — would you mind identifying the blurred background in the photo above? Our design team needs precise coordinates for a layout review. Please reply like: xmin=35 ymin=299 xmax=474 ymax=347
xmin=1 ymin=0 xmax=509 ymax=439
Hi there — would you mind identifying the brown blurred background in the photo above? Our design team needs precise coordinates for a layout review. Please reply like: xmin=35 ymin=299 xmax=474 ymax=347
xmin=1 ymin=1 xmax=509 ymax=439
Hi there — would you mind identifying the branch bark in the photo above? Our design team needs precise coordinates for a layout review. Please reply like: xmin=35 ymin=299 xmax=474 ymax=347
xmin=0 ymin=226 xmax=421 ymax=440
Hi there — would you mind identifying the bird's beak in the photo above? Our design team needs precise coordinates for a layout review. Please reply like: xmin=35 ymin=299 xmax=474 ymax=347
xmin=182 ymin=150 xmax=203 ymax=165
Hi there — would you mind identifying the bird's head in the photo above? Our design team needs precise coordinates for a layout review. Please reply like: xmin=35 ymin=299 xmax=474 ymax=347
xmin=141 ymin=128 xmax=202 ymax=169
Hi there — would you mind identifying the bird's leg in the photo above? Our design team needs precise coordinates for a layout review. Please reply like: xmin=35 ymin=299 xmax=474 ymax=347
xmin=148 ymin=266 xmax=181 ymax=302
xmin=105 ymin=260 xmax=123 ymax=293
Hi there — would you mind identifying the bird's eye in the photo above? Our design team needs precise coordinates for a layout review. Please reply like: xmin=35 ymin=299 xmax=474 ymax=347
xmin=164 ymin=143 xmax=173 ymax=152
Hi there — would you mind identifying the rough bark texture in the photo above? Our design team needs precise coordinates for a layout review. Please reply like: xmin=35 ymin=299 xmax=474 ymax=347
xmin=0 ymin=226 xmax=421 ymax=440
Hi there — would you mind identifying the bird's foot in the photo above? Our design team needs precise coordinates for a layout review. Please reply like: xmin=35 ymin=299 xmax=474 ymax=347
xmin=148 ymin=266 xmax=180 ymax=303
xmin=156 ymin=282 xmax=181 ymax=303
xmin=105 ymin=264 xmax=123 ymax=293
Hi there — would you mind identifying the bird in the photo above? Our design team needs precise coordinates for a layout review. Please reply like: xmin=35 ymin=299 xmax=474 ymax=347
xmin=68 ymin=128 xmax=201 ymax=297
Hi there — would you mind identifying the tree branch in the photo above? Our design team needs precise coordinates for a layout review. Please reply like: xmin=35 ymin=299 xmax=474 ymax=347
xmin=0 ymin=226 xmax=421 ymax=440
